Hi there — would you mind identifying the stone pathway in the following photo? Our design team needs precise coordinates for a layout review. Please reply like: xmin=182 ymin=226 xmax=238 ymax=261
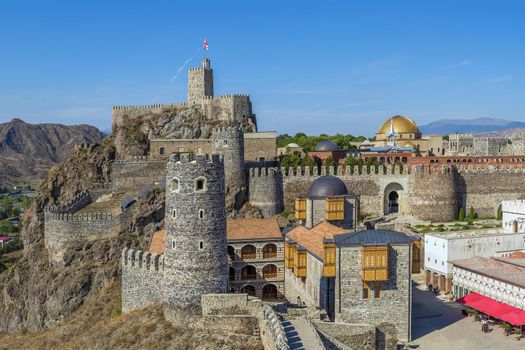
xmin=282 ymin=318 xmax=324 ymax=350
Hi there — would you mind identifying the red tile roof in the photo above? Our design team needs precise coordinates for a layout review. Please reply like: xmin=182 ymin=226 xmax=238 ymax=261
xmin=227 ymin=218 xmax=282 ymax=241
xmin=286 ymin=222 xmax=347 ymax=260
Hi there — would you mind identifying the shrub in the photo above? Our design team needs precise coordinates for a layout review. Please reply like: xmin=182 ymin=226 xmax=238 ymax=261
xmin=458 ymin=207 xmax=465 ymax=221
xmin=497 ymin=206 xmax=502 ymax=220
xmin=468 ymin=207 xmax=475 ymax=220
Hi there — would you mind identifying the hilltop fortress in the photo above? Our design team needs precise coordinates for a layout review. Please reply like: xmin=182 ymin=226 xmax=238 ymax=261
xmin=43 ymin=57 xmax=525 ymax=263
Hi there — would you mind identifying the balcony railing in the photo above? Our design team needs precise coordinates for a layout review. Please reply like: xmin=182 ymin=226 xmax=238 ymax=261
xmin=241 ymin=253 xmax=256 ymax=260
xmin=263 ymin=252 xmax=277 ymax=258
xmin=241 ymin=274 xmax=257 ymax=280
xmin=263 ymin=272 xmax=278 ymax=278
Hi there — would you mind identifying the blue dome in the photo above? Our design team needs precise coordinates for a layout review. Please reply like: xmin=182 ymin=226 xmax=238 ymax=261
xmin=308 ymin=176 xmax=348 ymax=198
xmin=315 ymin=140 xmax=339 ymax=151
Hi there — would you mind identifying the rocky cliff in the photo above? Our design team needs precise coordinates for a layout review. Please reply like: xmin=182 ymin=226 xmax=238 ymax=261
xmin=0 ymin=118 xmax=105 ymax=185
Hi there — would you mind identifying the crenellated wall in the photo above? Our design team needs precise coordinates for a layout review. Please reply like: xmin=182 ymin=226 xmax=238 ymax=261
xmin=248 ymin=167 xmax=283 ymax=218
xmin=121 ymin=248 xmax=164 ymax=313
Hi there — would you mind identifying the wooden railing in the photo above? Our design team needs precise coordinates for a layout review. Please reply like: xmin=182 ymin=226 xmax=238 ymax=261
xmin=263 ymin=272 xmax=277 ymax=279
xmin=241 ymin=274 xmax=257 ymax=280
xmin=241 ymin=253 xmax=256 ymax=260
xmin=263 ymin=252 xmax=277 ymax=258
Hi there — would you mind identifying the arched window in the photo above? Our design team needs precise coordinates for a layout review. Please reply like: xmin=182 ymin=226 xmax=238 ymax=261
xmin=227 ymin=245 xmax=236 ymax=260
xmin=171 ymin=178 xmax=180 ymax=192
xmin=229 ymin=267 xmax=236 ymax=281
xmin=240 ymin=284 xmax=256 ymax=297
xmin=262 ymin=284 xmax=278 ymax=300
xmin=262 ymin=243 xmax=277 ymax=258
xmin=241 ymin=265 xmax=257 ymax=280
xmin=262 ymin=264 xmax=277 ymax=279
xmin=241 ymin=245 xmax=256 ymax=260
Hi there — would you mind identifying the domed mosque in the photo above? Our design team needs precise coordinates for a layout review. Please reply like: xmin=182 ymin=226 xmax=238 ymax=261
xmin=365 ymin=114 xmax=445 ymax=157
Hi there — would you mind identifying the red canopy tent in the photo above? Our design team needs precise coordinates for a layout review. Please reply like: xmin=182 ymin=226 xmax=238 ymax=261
xmin=457 ymin=292 xmax=525 ymax=325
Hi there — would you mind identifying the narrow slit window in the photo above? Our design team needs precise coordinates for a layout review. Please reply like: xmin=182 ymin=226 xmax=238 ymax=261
xmin=172 ymin=240 xmax=176 ymax=249
xmin=199 ymin=241 xmax=204 ymax=250
xmin=199 ymin=209 xmax=204 ymax=219
xmin=172 ymin=209 xmax=177 ymax=218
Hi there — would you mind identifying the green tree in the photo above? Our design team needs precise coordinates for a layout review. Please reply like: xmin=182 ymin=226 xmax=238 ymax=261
xmin=458 ymin=207 xmax=465 ymax=221
xmin=323 ymin=156 xmax=335 ymax=167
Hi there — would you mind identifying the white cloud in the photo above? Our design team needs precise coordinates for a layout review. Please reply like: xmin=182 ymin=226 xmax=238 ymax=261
xmin=489 ymin=74 xmax=513 ymax=82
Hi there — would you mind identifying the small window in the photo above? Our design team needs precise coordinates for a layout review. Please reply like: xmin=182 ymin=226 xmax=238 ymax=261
xmin=427 ymin=257 xmax=430 ymax=261
xmin=434 ymin=259 xmax=437 ymax=264
xmin=199 ymin=241 xmax=204 ymax=251
xmin=442 ymin=261 xmax=444 ymax=266
xmin=362 ymin=283 xmax=370 ymax=299
xmin=223 ymin=140 xmax=228 ymax=146
xmin=199 ymin=209 xmax=204 ymax=219
xmin=374 ymin=282 xmax=381 ymax=299
xmin=172 ymin=209 xmax=177 ymax=218
xmin=160 ymin=147 xmax=165 ymax=155
xmin=172 ymin=240 xmax=176 ymax=249
xmin=195 ymin=177 xmax=206 ymax=192
xmin=171 ymin=178 xmax=180 ymax=192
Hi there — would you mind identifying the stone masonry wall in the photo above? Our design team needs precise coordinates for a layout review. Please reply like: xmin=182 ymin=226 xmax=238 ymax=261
xmin=248 ymin=167 xmax=283 ymax=217
xmin=336 ymin=244 xmax=412 ymax=342
xmin=121 ymin=248 xmax=163 ymax=313
xmin=111 ymin=158 xmax=167 ymax=192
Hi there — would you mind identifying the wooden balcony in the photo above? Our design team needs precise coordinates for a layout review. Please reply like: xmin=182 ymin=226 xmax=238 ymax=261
xmin=241 ymin=273 xmax=257 ymax=280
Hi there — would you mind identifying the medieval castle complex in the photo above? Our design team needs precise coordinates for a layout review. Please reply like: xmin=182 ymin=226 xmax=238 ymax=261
xmin=41 ymin=57 xmax=525 ymax=347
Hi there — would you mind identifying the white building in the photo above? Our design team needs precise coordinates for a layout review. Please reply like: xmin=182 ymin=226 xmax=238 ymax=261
xmin=424 ymin=229 xmax=525 ymax=293
xmin=502 ymin=200 xmax=525 ymax=233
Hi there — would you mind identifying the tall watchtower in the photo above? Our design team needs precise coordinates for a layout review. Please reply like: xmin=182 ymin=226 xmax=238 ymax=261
xmin=163 ymin=153 xmax=228 ymax=307
xmin=188 ymin=58 xmax=214 ymax=103
xmin=212 ymin=126 xmax=246 ymax=209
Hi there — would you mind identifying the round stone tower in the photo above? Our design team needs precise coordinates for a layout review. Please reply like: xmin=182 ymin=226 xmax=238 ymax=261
xmin=248 ymin=167 xmax=284 ymax=218
xmin=408 ymin=165 xmax=458 ymax=222
xmin=212 ymin=126 xmax=246 ymax=210
xmin=163 ymin=153 xmax=228 ymax=307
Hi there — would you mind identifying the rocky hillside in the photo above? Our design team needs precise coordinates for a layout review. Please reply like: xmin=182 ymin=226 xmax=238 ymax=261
xmin=0 ymin=118 xmax=105 ymax=185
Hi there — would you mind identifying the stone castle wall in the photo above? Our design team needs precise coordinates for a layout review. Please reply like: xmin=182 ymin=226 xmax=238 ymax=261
xmin=121 ymin=248 xmax=163 ymax=313
xmin=248 ymin=167 xmax=283 ymax=218
xmin=111 ymin=158 xmax=167 ymax=192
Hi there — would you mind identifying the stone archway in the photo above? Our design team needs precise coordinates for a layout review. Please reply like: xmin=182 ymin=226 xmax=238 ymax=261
xmin=262 ymin=284 xmax=278 ymax=300
xmin=240 ymin=284 xmax=256 ymax=297
xmin=384 ymin=182 xmax=405 ymax=215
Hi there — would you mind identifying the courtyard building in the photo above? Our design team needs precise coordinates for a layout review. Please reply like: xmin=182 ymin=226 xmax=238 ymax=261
xmin=227 ymin=218 xmax=285 ymax=300
xmin=502 ymin=200 xmax=525 ymax=233
xmin=452 ymin=254 xmax=525 ymax=333
xmin=424 ymin=229 xmax=525 ymax=294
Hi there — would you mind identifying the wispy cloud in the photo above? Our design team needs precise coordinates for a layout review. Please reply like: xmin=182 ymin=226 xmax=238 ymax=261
xmin=489 ymin=74 xmax=513 ymax=83
xmin=443 ymin=60 xmax=472 ymax=70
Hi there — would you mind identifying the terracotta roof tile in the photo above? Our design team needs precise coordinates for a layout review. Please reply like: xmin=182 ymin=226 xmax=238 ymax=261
xmin=286 ymin=222 xmax=347 ymax=260
xmin=149 ymin=229 xmax=166 ymax=254
xmin=227 ymin=218 xmax=282 ymax=240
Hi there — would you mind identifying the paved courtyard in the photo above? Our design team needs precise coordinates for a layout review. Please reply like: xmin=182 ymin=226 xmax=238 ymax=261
xmin=410 ymin=276 xmax=524 ymax=350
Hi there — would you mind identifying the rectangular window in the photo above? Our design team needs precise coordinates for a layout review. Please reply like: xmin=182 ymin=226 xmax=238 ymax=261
xmin=362 ymin=283 xmax=370 ymax=299
xmin=374 ymin=282 xmax=381 ymax=298
xmin=172 ymin=209 xmax=177 ymax=218
xmin=198 ymin=241 xmax=204 ymax=251
xmin=172 ymin=240 xmax=176 ymax=249
xmin=160 ymin=147 xmax=165 ymax=155
xmin=199 ymin=209 xmax=204 ymax=219
xmin=295 ymin=198 xmax=307 ymax=220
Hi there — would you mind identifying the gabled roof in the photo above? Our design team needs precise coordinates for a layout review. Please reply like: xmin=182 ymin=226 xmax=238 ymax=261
xmin=286 ymin=222 xmax=347 ymax=260
xmin=334 ymin=229 xmax=414 ymax=246
xmin=227 ymin=218 xmax=282 ymax=241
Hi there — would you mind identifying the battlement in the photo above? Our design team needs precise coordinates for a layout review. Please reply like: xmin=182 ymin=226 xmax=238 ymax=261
xmin=280 ymin=164 xmax=408 ymax=177
xmin=112 ymin=102 xmax=189 ymax=111
xmin=45 ymin=211 xmax=114 ymax=222
xmin=169 ymin=152 xmax=221 ymax=164
xmin=248 ymin=167 xmax=282 ymax=177
xmin=212 ymin=125 xmax=244 ymax=133
xmin=122 ymin=248 xmax=163 ymax=272
xmin=44 ymin=190 xmax=92 ymax=214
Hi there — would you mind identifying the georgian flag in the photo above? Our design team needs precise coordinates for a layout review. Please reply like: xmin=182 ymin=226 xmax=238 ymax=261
xmin=203 ymin=39 xmax=209 ymax=51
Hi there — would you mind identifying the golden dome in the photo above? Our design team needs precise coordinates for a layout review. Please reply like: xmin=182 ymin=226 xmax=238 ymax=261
xmin=377 ymin=115 xmax=420 ymax=134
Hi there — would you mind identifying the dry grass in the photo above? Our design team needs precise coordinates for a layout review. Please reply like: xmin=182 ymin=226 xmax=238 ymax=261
xmin=0 ymin=279 xmax=262 ymax=350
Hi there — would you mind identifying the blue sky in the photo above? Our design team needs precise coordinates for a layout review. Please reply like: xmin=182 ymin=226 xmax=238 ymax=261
xmin=1 ymin=0 xmax=524 ymax=136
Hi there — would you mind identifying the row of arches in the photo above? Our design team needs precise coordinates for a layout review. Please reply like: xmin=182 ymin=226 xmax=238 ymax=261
xmin=229 ymin=264 xmax=278 ymax=281
xmin=237 ymin=283 xmax=278 ymax=300
xmin=228 ymin=243 xmax=278 ymax=260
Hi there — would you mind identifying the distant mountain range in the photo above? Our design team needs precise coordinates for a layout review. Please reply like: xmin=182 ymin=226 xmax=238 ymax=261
xmin=0 ymin=118 xmax=105 ymax=185
xmin=420 ymin=118 xmax=525 ymax=135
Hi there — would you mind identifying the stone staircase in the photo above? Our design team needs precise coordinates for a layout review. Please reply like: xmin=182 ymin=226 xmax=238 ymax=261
xmin=282 ymin=317 xmax=325 ymax=350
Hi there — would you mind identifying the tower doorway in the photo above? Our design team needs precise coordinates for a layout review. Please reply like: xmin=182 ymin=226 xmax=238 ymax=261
xmin=388 ymin=191 xmax=399 ymax=213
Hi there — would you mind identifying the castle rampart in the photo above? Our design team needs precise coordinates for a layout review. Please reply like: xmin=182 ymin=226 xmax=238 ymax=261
xmin=121 ymin=248 xmax=164 ymax=313
xmin=248 ymin=167 xmax=284 ymax=218
xmin=111 ymin=159 xmax=167 ymax=193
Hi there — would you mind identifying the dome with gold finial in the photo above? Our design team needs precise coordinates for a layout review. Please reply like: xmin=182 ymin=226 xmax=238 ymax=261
xmin=377 ymin=115 xmax=419 ymax=134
